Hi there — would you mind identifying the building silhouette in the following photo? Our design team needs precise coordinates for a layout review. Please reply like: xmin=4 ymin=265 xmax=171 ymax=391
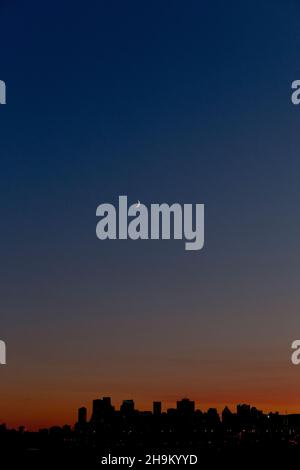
xmin=153 ymin=401 xmax=161 ymax=416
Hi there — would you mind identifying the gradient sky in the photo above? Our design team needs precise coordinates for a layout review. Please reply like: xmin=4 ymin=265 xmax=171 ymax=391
xmin=1 ymin=0 xmax=300 ymax=429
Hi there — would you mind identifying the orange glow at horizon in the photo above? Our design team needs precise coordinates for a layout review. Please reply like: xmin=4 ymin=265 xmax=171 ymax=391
xmin=2 ymin=379 xmax=300 ymax=431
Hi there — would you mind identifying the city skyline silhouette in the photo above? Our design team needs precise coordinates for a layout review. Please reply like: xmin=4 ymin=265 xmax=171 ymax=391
xmin=2 ymin=394 xmax=300 ymax=466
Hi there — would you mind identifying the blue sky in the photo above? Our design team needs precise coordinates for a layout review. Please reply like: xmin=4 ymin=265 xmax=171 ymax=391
xmin=1 ymin=0 xmax=300 ymax=427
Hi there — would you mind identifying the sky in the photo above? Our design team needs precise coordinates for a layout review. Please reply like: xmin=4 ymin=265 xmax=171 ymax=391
xmin=1 ymin=0 xmax=300 ymax=429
